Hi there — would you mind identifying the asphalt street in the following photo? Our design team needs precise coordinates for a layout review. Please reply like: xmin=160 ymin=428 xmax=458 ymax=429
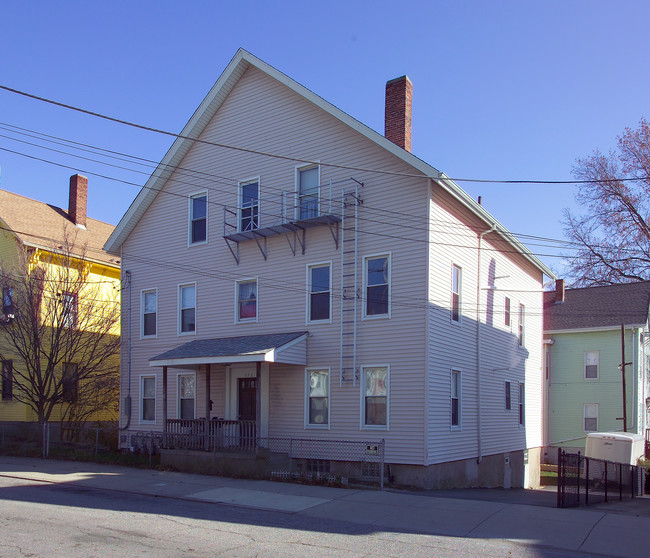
xmin=0 ymin=456 xmax=649 ymax=557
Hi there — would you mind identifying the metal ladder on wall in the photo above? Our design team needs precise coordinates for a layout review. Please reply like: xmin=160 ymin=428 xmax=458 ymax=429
xmin=339 ymin=185 xmax=362 ymax=386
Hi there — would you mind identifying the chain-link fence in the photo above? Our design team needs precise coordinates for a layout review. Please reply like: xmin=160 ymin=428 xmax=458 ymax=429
xmin=0 ymin=422 xmax=119 ymax=459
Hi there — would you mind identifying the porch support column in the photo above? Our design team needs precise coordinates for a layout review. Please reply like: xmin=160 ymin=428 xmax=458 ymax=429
xmin=162 ymin=366 xmax=168 ymax=443
xmin=204 ymin=364 xmax=211 ymax=451
xmin=256 ymin=361 xmax=261 ymax=443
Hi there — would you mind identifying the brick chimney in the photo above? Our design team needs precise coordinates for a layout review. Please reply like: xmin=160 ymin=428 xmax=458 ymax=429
xmin=385 ymin=75 xmax=412 ymax=152
xmin=555 ymin=279 xmax=565 ymax=304
xmin=68 ymin=174 xmax=88 ymax=228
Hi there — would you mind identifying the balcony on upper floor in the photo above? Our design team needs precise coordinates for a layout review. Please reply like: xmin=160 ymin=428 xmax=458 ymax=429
xmin=222 ymin=181 xmax=345 ymax=262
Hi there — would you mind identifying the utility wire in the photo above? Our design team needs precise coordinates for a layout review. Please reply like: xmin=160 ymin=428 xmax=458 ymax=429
xmin=1 ymin=84 xmax=649 ymax=186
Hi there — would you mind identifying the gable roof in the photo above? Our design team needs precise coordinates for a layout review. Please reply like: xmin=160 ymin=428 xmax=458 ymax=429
xmin=0 ymin=189 xmax=118 ymax=268
xmin=544 ymin=281 xmax=650 ymax=332
xmin=103 ymin=48 xmax=554 ymax=279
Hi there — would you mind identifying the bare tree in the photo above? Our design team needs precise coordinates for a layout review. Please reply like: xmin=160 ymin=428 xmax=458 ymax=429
xmin=0 ymin=230 xmax=120 ymax=427
xmin=564 ymin=118 xmax=650 ymax=286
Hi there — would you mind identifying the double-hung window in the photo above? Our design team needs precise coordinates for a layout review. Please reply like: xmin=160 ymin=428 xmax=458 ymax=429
xmin=504 ymin=297 xmax=511 ymax=327
xmin=584 ymin=351 xmax=599 ymax=380
xmin=179 ymin=284 xmax=196 ymax=334
xmin=61 ymin=292 xmax=78 ymax=328
xmin=297 ymin=166 xmax=319 ymax=220
xmin=451 ymin=370 xmax=461 ymax=428
xmin=584 ymin=403 xmax=598 ymax=432
xmin=518 ymin=304 xmax=525 ymax=346
xmin=364 ymin=255 xmax=390 ymax=317
xmin=451 ymin=265 xmax=461 ymax=322
xmin=362 ymin=366 xmax=388 ymax=428
xmin=142 ymin=289 xmax=157 ymax=338
xmin=236 ymin=279 xmax=257 ymax=322
xmin=518 ymin=383 xmax=525 ymax=426
xmin=306 ymin=369 xmax=329 ymax=426
xmin=62 ymin=362 xmax=78 ymax=403
xmin=141 ymin=376 xmax=156 ymax=423
xmin=178 ymin=374 xmax=196 ymax=419
xmin=239 ymin=180 xmax=259 ymax=232
xmin=2 ymin=359 xmax=13 ymax=401
xmin=189 ymin=193 xmax=207 ymax=244
xmin=2 ymin=287 xmax=13 ymax=317
xmin=307 ymin=263 xmax=331 ymax=322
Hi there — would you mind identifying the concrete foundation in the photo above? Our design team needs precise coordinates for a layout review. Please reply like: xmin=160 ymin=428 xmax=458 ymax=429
xmin=390 ymin=448 xmax=542 ymax=490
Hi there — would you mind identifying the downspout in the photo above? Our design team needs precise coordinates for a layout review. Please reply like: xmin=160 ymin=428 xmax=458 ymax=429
xmin=476 ymin=224 xmax=496 ymax=463
xmin=119 ymin=261 xmax=132 ymax=431
xmin=633 ymin=328 xmax=638 ymax=431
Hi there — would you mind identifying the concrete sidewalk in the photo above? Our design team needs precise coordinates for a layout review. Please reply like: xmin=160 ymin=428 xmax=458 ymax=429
xmin=0 ymin=455 xmax=648 ymax=557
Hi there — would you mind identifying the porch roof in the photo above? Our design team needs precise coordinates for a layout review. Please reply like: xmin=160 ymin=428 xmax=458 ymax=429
xmin=149 ymin=331 xmax=308 ymax=368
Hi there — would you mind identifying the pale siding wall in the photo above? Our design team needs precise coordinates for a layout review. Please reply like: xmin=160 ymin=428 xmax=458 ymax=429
xmin=120 ymin=66 xmax=429 ymax=464
xmin=426 ymin=189 xmax=544 ymax=465
xmin=548 ymin=329 xmax=639 ymax=448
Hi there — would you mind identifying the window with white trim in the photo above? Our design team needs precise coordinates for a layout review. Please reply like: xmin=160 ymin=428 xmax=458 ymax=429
xmin=2 ymin=287 xmax=13 ymax=317
xmin=306 ymin=369 xmax=329 ymax=426
xmin=362 ymin=366 xmax=388 ymax=427
xmin=179 ymin=284 xmax=196 ymax=333
xmin=142 ymin=289 xmax=157 ymax=337
xmin=504 ymin=296 xmax=511 ymax=327
xmin=141 ymin=376 xmax=156 ymax=423
xmin=61 ymin=291 xmax=78 ymax=329
xmin=584 ymin=351 xmax=599 ymax=380
xmin=518 ymin=304 xmax=525 ymax=346
xmin=308 ymin=263 xmax=331 ymax=322
xmin=189 ymin=193 xmax=207 ymax=244
xmin=584 ymin=403 xmax=598 ymax=431
xmin=236 ymin=279 xmax=257 ymax=322
xmin=505 ymin=380 xmax=511 ymax=410
xmin=178 ymin=374 xmax=196 ymax=420
xmin=451 ymin=265 xmax=461 ymax=322
xmin=297 ymin=166 xmax=319 ymax=219
xmin=364 ymin=255 xmax=390 ymax=317
xmin=239 ymin=180 xmax=259 ymax=232
xmin=451 ymin=369 xmax=461 ymax=428
xmin=518 ymin=382 xmax=525 ymax=426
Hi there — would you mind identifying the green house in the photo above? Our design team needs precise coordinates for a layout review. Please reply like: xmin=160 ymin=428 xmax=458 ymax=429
xmin=543 ymin=281 xmax=650 ymax=460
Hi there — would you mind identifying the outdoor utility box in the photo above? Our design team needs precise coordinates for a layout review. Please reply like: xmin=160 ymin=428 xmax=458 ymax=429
xmin=585 ymin=432 xmax=645 ymax=465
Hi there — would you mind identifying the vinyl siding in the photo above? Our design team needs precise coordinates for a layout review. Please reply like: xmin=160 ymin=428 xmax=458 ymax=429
xmin=426 ymin=188 xmax=544 ymax=465
xmin=0 ymin=247 xmax=120 ymax=423
xmin=120 ymin=66 xmax=429 ymax=464
xmin=547 ymin=328 xmax=643 ymax=449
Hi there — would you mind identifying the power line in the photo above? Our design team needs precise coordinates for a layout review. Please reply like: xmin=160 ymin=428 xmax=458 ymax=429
xmin=2 ymin=83 xmax=649 ymax=186
xmin=0 ymin=120 xmax=639 ymax=259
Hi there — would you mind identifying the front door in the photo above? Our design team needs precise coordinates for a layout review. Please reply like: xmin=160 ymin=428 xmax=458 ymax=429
xmin=237 ymin=378 xmax=257 ymax=446
xmin=238 ymin=377 xmax=257 ymax=421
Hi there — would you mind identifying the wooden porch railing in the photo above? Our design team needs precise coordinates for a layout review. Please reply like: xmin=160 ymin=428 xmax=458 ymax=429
xmin=165 ymin=419 xmax=257 ymax=452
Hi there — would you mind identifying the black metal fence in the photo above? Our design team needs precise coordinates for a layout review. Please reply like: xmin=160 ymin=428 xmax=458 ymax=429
xmin=557 ymin=448 xmax=643 ymax=508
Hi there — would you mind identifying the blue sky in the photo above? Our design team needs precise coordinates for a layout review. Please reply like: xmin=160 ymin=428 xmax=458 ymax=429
xmin=1 ymin=1 xmax=649 ymax=277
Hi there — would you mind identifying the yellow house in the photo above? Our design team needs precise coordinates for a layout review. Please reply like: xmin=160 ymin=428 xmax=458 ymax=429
xmin=0 ymin=175 xmax=120 ymax=425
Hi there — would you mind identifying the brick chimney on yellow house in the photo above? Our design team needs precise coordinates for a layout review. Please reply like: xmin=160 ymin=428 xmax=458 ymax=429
xmin=68 ymin=174 xmax=88 ymax=228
